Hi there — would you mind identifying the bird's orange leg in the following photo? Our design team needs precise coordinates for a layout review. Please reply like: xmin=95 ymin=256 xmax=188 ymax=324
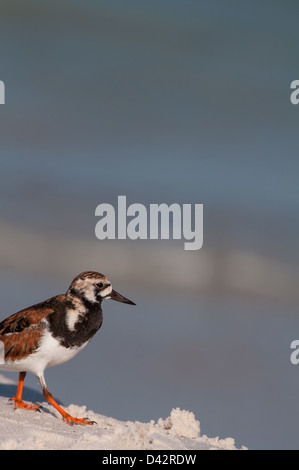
xmin=42 ymin=387 xmax=96 ymax=425
xmin=10 ymin=371 xmax=41 ymax=411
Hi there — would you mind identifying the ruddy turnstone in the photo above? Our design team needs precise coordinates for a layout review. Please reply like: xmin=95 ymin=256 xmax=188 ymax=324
xmin=0 ymin=271 xmax=135 ymax=425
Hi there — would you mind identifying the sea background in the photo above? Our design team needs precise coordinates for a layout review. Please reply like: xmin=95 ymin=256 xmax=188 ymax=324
xmin=0 ymin=0 xmax=299 ymax=449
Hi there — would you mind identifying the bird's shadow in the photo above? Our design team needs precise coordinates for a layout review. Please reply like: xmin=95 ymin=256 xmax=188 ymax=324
xmin=0 ymin=383 xmax=64 ymax=416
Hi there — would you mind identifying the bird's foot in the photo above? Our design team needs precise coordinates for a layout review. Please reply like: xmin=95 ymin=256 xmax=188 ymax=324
xmin=10 ymin=397 xmax=41 ymax=412
xmin=63 ymin=413 xmax=96 ymax=426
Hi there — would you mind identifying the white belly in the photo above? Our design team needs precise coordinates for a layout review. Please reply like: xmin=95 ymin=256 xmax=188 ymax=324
xmin=0 ymin=330 xmax=88 ymax=378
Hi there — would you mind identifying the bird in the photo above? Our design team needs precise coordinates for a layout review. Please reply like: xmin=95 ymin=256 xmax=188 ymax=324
xmin=0 ymin=271 xmax=135 ymax=425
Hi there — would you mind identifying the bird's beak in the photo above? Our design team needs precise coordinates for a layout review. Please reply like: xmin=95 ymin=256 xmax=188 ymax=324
xmin=109 ymin=289 xmax=136 ymax=305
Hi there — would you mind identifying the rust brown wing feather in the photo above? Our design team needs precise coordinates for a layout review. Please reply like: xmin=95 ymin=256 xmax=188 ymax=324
xmin=1 ymin=327 xmax=45 ymax=362
xmin=0 ymin=296 xmax=65 ymax=362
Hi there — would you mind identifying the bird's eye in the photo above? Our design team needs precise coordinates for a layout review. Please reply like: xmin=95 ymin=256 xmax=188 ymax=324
xmin=97 ymin=282 xmax=104 ymax=289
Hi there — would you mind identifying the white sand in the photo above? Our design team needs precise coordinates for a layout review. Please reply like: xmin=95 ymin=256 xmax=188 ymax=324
xmin=0 ymin=374 xmax=246 ymax=450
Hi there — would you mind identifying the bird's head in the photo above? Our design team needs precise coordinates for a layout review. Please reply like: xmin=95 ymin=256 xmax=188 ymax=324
xmin=67 ymin=271 xmax=136 ymax=306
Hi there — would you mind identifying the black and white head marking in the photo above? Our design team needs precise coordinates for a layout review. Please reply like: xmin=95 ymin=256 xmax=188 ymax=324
xmin=67 ymin=271 xmax=113 ymax=305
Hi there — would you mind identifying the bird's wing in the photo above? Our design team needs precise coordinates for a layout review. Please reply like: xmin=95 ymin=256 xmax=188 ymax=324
xmin=0 ymin=295 xmax=64 ymax=362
